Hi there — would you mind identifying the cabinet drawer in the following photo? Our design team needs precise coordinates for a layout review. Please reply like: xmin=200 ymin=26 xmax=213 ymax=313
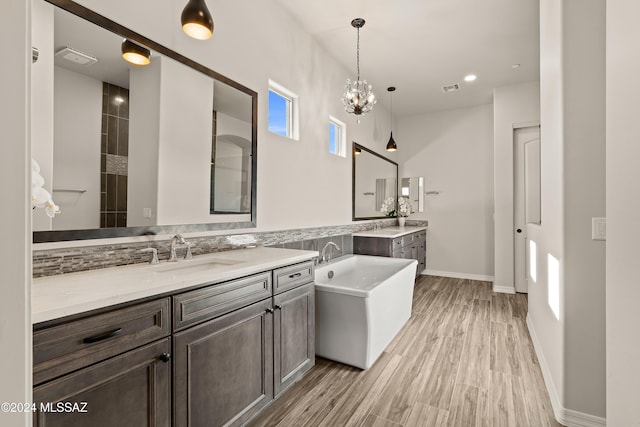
xmin=402 ymin=233 xmax=417 ymax=246
xmin=392 ymin=237 xmax=403 ymax=250
xmin=273 ymin=261 xmax=314 ymax=294
xmin=173 ymin=271 xmax=272 ymax=331
xmin=33 ymin=298 xmax=170 ymax=385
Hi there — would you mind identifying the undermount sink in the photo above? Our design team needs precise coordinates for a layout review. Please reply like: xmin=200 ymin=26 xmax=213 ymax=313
xmin=149 ymin=257 xmax=243 ymax=275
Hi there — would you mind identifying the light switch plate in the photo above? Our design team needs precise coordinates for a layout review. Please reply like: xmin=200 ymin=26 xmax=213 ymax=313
xmin=592 ymin=217 xmax=606 ymax=241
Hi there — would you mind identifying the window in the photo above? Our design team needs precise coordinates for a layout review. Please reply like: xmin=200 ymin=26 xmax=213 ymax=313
xmin=329 ymin=116 xmax=346 ymax=157
xmin=268 ymin=80 xmax=298 ymax=139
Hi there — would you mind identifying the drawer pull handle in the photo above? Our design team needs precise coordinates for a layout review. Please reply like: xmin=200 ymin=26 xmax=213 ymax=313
xmin=274 ymin=305 xmax=282 ymax=310
xmin=159 ymin=353 xmax=171 ymax=363
xmin=288 ymin=272 xmax=302 ymax=279
xmin=83 ymin=327 xmax=123 ymax=344
xmin=266 ymin=308 xmax=274 ymax=314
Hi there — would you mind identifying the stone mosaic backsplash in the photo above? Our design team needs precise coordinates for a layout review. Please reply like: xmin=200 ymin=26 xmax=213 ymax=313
xmin=33 ymin=218 xmax=427 ymax=278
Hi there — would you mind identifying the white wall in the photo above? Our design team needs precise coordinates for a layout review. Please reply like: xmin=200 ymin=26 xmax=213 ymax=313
xmin=606 ymin=0 xmax=640 ymax=424
xmin=31 ymin=0 xmax=54 ymax=231
xmin=561 ymin=0 xmax=605 ymax=417
xmin=493 ymin=81 xmax=540 ymax=292
xmin=0 ymin=0 xmax=32 ymax=425
xmin=52 ymin=66 xmax=102 ymax=230
xmin=128 ymin=59 xmax=161 ymax=226
xmin=529 ymin=0 xmax=606 ymax=424
xmin=398 ymin=104 xmax=494 ymax=280
xmin=155 ymin=58 xmax=217 ymax=225
xmin=73 ymin=0 xmax=393 ymax=234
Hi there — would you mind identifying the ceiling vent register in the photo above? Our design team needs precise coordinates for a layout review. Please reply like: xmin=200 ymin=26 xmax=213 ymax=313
xmin=55 ymin=46 xmax=98 ymax=65
xmin=442 ymin=83 xmax=460 ymax=93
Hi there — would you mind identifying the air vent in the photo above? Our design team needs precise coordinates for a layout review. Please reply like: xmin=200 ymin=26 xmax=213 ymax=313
xmin=55 ymin=47 xmax=98 ymax=66
xmin=442 ymin=83 xmax=460 ymax=93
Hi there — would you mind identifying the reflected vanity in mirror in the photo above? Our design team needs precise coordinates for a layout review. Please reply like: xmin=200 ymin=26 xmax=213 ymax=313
xmin=401 ymin=177 xmax=424 ymax=213
xmin=352 ymin=143 xmax=398 ymax=220
xmin=32 ymin=0 xmax=257 ymax=243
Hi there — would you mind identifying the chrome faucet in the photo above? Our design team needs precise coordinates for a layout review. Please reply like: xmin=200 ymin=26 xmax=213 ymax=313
xmin=169 ymin=234 xmax=188 ymax=262
xmin=320 ymin=242 xmax=341 ymax=264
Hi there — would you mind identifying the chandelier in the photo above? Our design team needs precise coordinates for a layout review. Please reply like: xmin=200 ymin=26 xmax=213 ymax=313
xmin=342 ymin=18 xmax=376 ymax=115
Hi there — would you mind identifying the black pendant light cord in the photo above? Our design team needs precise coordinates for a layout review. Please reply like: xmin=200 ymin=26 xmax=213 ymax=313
xmin=389 ymin=89 xmax=393 ymax=131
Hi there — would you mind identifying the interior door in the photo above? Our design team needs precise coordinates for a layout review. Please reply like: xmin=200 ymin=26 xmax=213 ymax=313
xmin=514 ymin=125 xmax=541 ymax=293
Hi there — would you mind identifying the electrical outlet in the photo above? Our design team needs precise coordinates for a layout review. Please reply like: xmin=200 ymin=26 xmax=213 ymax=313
xmin=592 ymin=217 xmax=606 ymax=241
xmin=143 ymin=208 xmax=152 ymax=218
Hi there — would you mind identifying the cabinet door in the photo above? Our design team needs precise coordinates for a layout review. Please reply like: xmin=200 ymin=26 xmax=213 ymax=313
xmin=33 ymin=338 xmax=171 ymax=427
xmin=417 ymin=237 xmax=426 ymax=273
xmin=173 ymin=298 xmax=273 ymax=427
xmin=273 ymin=283 xmax=315 ymax=396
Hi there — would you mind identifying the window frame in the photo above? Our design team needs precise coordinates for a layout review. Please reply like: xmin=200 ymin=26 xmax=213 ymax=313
xmin=268 ymin=80 xmax=299 ymax=140
xmin=329 ymin=116 xmax=347 ymax=157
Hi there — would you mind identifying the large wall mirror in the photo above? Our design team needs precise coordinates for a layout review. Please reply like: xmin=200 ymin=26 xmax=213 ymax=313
xmin=352 ymin=143 xmax=398 ymax=220
xmin=32 ymin=0 xmax=257 ymax=243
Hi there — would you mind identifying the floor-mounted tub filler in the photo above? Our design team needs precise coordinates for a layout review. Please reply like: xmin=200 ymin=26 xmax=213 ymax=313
xmin=314 ymin=254 xmax=418 ymax=369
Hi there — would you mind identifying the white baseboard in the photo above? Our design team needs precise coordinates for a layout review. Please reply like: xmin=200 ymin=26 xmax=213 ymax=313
xmin=526 ymin=314 xmax=606 ymax=427
xmin=492 ymin=285 xmax=516 ymax=294
xmin=421 ymin=269 xmax=494 ymax=282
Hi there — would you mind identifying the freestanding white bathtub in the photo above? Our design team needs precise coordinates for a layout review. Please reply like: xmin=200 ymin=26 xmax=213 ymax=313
xmin=314 ymin=254 xmax=418 ymax=369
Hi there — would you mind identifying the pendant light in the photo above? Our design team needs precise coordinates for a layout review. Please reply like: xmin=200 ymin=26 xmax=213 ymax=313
xmin=181 ymin=0 xmax=214 ymax=40
xmin=386 ymin=87 xmax=398 ymax=152
xmin=342 ymin=18 xmax=376 ymax=116
xmin=121 ymin=39 xmax=151 ymax=66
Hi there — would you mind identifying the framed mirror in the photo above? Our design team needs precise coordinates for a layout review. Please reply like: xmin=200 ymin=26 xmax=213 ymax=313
xmin=401 ymin=177 xmax=424 ymax=213
xmin=32 ymin=0 xmax=258 ymax=243
xmin=352 ymin=142 xmax=398 ymax=220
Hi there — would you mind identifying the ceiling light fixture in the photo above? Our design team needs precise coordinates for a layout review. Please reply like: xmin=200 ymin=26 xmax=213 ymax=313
xmin=464 ymin=74 xmax=477 ymax=82
xmin=342 ymin=18 xmax=376 ymax=116
xmin=121 ymin=39 xmax=151 ymax=66
xmin=181 ymin=0 xmax=214 ymax=40
xmin=386 ymin=87 xmax=397 ymax=152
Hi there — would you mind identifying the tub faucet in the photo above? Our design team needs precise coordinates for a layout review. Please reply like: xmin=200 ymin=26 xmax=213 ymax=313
xmin=320 ymin=242 xmax=341 ymax=264
xmin=169 ymin=234 xmax=188 ymax=262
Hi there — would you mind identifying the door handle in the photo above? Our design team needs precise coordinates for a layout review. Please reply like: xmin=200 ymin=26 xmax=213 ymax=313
xmin=516 ymin=229 xmax=522 ymax=233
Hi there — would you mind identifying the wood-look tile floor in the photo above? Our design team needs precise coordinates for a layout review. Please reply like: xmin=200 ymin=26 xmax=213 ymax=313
xmin=249 ymin=276 xmax=563 ymax=427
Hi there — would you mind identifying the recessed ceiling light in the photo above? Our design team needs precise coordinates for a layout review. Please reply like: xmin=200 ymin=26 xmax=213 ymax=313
xmin=512 ymin=63 xmax=521 ymax=69
xmin=464 ymin=74 xmax=477 ymax=82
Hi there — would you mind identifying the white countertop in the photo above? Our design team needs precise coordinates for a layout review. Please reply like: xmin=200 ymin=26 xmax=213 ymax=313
xmin=352 ymin=226 xmax=427 ymax=239
xmin=32 ymin=247 xmax=318 ymax=325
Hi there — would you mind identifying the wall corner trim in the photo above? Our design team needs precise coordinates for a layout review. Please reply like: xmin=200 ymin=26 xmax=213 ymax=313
xmin=526 ymin=314 xmax=607 ymax=427
xmin=422 ymin=270 xmax=494 ymax=282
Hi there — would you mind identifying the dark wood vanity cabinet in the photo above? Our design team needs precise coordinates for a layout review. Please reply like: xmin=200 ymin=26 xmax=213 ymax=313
xmin=173 ymin=261 xmax=315 ymax=426
xmin=354 ymin=230 xmax=427 ymax=275
xmin=32 ymin=260 xmax=315 ymax=427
